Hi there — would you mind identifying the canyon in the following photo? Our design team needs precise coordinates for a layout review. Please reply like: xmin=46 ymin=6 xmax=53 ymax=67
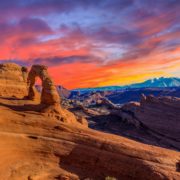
xmin=0 ymin=63 xmax=179 ymax=180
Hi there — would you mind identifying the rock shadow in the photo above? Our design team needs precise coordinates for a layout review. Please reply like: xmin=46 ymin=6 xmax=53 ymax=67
xmin=54 ymin=143 xmax=165 ymax=180
xmin=0 ymin=100 xmax=43 ymax=112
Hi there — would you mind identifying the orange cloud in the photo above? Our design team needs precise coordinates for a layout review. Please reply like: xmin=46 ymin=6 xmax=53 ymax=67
xmin=47 ymin=48 xmax=180 ymax=89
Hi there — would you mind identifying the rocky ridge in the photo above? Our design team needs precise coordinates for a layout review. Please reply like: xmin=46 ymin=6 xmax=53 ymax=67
xmin=110 ymin=95 xmax=180 ymax=150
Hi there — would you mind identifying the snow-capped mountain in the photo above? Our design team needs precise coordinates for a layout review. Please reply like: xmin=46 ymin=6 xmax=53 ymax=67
xmin=74 ymin=77 xmax=180 ymax=92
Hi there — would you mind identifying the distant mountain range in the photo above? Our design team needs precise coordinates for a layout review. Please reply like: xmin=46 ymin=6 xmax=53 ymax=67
xmin=74 ymin=77 xmax=180 ymax=92
xmin=128 ymin=77 xmax=180 ymax=88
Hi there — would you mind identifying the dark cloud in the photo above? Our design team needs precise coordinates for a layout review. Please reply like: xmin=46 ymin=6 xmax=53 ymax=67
xmin=18 ymin=0 xmax=135 ymax=12
xmin=0 ymin=0 xmax=179 ymax=68
xmin=100 ymin=0 xmax=134 ymax=12
xmin=19 ymin=17 xmax=52 ymax=33
xmin=30 ymin=55 xmax=99 ymax=66
xmin=0 ymin=54 xmax=102 ymax=68
xmin=0 ymin=17 xmax=52 ymax=45
xmin=0 ymin=59 xmax=29 ymax=67
xmin=0 ymin=0 xmax=135 ymax=21
xmin=0 ymin=0 xmax=178 ymax=19
xmin=91 ymin=27 xmax=142 ymax=46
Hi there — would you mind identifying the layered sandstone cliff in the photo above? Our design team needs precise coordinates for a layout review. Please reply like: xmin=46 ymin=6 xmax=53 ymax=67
xmin=0 ymin=63 xmax=28 ymax=98
xmin=111 ymin=95 xmax=180 ymax=150
xmin=121 ymin=95 xmax=180 ymax=138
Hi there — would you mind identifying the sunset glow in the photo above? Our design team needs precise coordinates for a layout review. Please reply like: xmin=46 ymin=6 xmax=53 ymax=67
xmin=0 ymin=0 xmax=179 ymax=89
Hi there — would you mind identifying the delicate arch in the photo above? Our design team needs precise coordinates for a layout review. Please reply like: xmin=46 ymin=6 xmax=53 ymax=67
xmin=27 ymin=65 xmax=60 ymax=105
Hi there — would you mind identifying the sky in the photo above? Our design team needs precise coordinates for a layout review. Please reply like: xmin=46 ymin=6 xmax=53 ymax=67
xmin=0 ymin=0 xmax=179 ymax=89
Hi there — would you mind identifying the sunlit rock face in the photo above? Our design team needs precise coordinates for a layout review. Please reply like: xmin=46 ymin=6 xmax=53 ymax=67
xmin=0 ymin=63 xmax=87 ymax=127
xmin=0 ymin=63 xmax=28 ymax=98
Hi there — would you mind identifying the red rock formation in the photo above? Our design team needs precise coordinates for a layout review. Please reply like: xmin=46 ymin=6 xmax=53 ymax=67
xmin=0 ymin=63 xmax=179 ymax=179
xmin=26 ymin=65 xmax=87 ymax=127
xmin=0 ymin=97 xmax=179 ymax=180
xmin=112 ymin=95 xmax=180 ymax=150
xmin=138 ymin=95 xmax=180 ymax=140
xmin=27 ymin=65 xmax=60 ymax=105
xmin=0 ymin=63 xmax=28 ymax=98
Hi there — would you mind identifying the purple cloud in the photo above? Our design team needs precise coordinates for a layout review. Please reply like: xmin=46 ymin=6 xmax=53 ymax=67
xmin=0 ymin=0 xmax=179 ymax=68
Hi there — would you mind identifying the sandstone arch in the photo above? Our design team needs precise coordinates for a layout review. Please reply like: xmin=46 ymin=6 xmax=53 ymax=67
xmin=26 ymin=65 xmax=87 ymax=126
xmin=27 ymin=65 xmax=60 ymax=105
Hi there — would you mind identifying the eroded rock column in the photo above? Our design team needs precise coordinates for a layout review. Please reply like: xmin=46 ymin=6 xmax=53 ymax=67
xmin=39 ymin=65 xmax=60 ymax=105
xmin=27 ymin=66 xmax=40 ymax=101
